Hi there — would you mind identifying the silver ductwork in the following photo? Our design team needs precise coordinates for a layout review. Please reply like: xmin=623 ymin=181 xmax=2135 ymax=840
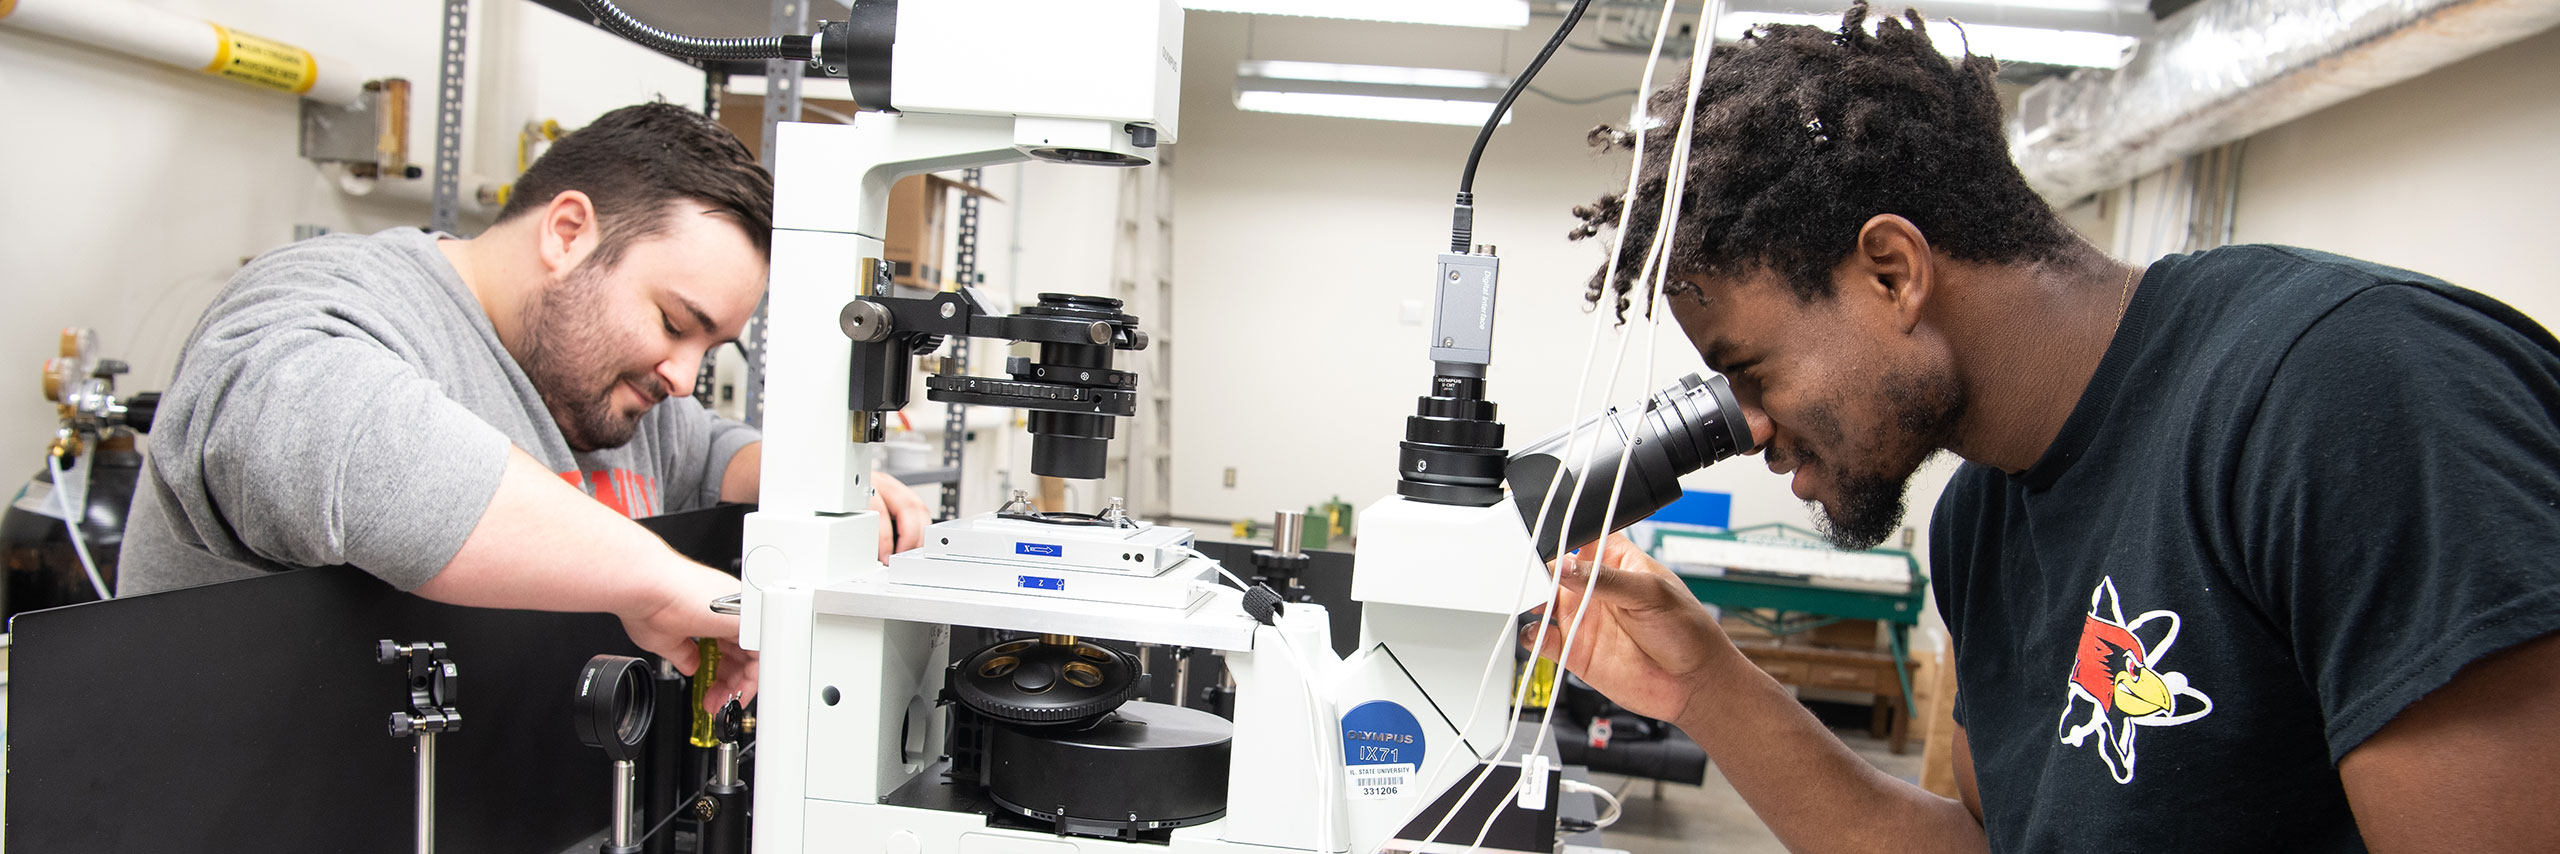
xmin=2010 ymin=0 xmax=2560 ymax=203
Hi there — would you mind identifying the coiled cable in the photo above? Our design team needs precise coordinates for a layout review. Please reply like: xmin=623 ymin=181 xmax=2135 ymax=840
xmin=575 ymin=0 xmax=816 ymax=61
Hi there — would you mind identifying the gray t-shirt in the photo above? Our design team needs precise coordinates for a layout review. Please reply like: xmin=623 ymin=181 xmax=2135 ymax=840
xmin=121 ymin=228 xmax=759 ymax=595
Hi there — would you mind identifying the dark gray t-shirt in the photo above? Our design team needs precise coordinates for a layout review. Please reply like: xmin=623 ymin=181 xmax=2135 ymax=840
xmin=121 ymin=228 xmax=758 ymax=594
xmin=1932 ymin=246 xmax=2560 ymax=852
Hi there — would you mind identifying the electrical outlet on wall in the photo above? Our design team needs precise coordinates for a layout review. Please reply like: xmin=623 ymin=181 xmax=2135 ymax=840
xmin=1223 ymin=467 xmax=1236 ymax=488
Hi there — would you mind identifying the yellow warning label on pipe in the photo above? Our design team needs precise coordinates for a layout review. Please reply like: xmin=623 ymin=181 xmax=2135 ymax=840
xmin=203 ymin=23 xmax=317 ymax=95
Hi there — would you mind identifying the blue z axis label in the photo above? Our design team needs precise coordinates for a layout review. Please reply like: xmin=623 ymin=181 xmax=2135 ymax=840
xmin=1015 ymin=541 xmax=1063 ymax=557
xmin=1018 ymin=575 xmax=1065 ymax=591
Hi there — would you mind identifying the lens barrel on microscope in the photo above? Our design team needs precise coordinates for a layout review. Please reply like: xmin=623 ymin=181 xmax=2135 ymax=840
xmin=1505 ymin=373 xmax=1751 ymax=561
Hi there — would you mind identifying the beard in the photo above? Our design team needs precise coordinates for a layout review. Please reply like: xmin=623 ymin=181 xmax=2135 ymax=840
xmin=1794 ymin=366 xmax=1965 ymax=552
xmin=516 ymin=261 xmax=662 ymax=452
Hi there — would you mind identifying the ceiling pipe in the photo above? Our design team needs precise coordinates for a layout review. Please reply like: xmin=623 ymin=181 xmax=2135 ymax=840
xmin=0 ymin=0 xmax=365 ymax=104
xmin=2010 ymin=0 xmax=2560 ymax=202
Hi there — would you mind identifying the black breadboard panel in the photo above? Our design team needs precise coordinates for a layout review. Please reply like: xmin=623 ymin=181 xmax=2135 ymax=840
xmin=6 ymin=503 xmax=750 ymax=854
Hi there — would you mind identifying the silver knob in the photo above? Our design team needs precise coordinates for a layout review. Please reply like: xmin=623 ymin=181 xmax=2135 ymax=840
xmin=839 ymin=300 xmax=894 ymax=342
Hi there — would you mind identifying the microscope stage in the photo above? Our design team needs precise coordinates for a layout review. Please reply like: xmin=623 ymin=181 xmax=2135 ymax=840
xmin=906 ymin=512 xmax=1197 ymax=575
xmin=884 ymin=551 xmax=1217 ymax=609
xmin=879 ymin=512 xmax=1214 ymax=608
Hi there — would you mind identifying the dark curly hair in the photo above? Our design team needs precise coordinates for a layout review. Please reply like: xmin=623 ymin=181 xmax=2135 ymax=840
xmin=1571 ymin=2 xmax=2077 ymax=318
xmin=496 ymin=101 xmax=773 ymax=268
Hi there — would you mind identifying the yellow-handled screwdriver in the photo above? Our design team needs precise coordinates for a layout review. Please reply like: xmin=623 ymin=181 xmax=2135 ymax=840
xmin=689 ymin=637 xmax=720 ymax=747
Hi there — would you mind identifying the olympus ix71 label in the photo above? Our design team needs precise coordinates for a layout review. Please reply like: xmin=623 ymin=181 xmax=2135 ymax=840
xmin=1341 ymin=700 xmax=1425 ymax=800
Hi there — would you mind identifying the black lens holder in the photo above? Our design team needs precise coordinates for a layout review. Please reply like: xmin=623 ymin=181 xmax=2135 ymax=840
xmin=1396 ymin=373 xmax=1509 ymax=506
xmin=842 ymin=289 xmax=1146 ymax=479
xmin=573 ymin=655 xmax=656 ymax=762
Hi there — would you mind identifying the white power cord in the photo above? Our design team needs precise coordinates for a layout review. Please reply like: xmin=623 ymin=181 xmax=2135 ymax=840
xmin=1452 ymin=2 xmax=1726 ymax=851
xmin=1202 ymin=554 xmax=1342 ymax=854
xmin=45 ymin=452 xmax=112 ymax=601
xmin=1407 ymin=1 xmax=1702 ymax=849
xmin=1559 ymin=779 xmax=1623 ymax=830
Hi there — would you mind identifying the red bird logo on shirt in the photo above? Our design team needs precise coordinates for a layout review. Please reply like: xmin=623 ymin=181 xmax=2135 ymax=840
xmin=2058 ymin=576 xmax=2214 ymax=784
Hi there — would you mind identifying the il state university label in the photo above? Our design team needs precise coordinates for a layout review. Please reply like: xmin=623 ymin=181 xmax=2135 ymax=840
xmin=1341 ymin=701 xmax=1424 ymax=800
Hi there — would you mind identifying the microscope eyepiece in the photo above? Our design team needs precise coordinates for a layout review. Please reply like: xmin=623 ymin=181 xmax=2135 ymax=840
xmin=1506 ymin=373 xmax=1752 ymax=561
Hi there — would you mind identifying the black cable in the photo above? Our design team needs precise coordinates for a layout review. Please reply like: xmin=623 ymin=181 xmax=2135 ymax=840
xmin=1451 ymin=0 xmax=1597 ymax=251
xmin=1458 ymin=0 xmax=1597 ymax=197
xmin=1528 ymin=85 xmax=1640 ymax=105
xmin=575 ymin=0 xmax=814 ymax=62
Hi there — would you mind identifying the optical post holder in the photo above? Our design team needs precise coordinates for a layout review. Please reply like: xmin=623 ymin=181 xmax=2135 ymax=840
xmin=572 ymin=655 xmax=656 ymax=854
xmin=841 ymin=285 xmax=1148 ymax=479
xmin=698 ymin=699 xmax=751 ymax=854
xmin=378 ymin=640 xmax=459 ymax=854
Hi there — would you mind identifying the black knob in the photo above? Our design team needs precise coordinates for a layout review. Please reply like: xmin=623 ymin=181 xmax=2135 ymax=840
xmin=716 ymin=699 xmax=748 ymax=744
xmin=120 ymin=392 xmax=160 ymax=433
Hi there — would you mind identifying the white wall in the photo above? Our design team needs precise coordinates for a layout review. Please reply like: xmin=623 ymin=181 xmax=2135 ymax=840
xmin=0 ymin=0 xmax=707 ymax=462
xmin=2228 ymin=25 xmax=2560 ymax=327
xmin=1168 ymin=13 xmax=1914 ymax=544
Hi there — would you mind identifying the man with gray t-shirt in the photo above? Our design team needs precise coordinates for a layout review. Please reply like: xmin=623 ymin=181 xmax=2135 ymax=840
xmin=122 ymin=103 xmax=928 ymax=710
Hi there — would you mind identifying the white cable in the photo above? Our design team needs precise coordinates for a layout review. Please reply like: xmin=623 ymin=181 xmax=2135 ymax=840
xmin=46 ymin=453 xmax=113 ymax=601
xmin=1266 ymin=618 xmax=1340 ymax=853
xmin=1202 ymin=554 xmax=1339 ymax=853
xmin=1459 ymin=1 xmax=1723 ymax=850
xmin=1403 ymin=2 xmax=1697 ymax=849
xmin=1396 ymin=196 xmax=1647 ymax=854
xmin=799 ymin=101 xmax=859 ymax=126
xmin=1560 ymin=778 xmax=1623 ymax=829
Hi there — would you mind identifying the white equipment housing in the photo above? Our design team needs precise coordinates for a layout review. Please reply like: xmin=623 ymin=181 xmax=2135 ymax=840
xmin=746 ymin=3 xmax=1576 ymax=853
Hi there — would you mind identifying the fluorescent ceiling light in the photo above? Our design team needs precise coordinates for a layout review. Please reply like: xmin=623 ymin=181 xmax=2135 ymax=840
xmin=1241 ymin=60 xmax=1510 ymax=90
xmin=1182 ymin=0 xmax=1528 ymax=30
xmin=1235 ymin=60 xmax=1514 ymax=127
xmin=1236 ymin=91 xmax=1513 ymax=126
xmin=1716 ymin=12 xmax=2140 ymax=69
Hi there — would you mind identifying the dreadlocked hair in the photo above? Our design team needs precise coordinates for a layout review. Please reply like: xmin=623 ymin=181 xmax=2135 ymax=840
xmin=1569 ymin=2 xmax=2078 ymax=319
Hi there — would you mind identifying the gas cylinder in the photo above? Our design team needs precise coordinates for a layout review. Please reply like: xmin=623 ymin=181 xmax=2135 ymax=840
xmin=2 ymin=435 xmax=142 ymax=620
xmin=1 ymin=328 xmax=157 ymax=629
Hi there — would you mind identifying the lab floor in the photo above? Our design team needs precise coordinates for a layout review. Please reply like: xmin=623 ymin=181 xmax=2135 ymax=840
xmin=1595 ymin=730 xmax=1924 ymax=854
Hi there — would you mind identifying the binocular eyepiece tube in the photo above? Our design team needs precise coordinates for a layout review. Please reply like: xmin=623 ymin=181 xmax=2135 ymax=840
xmin=1505 ymin=373 xmax=1754 ymax=561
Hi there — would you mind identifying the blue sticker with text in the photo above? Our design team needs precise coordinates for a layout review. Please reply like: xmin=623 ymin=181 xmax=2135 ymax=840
xmin=1016 ymin=542 xmax=1063 ymax=557
xmin=1018 ymin=575 xmax=1065 ymax=591
xmin=1341 ymin=700 xmax=1424 ymax=799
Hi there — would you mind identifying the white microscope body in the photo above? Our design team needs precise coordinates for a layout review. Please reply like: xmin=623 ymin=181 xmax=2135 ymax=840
xmin=744 ymin=3 xmax=1562 ymax=852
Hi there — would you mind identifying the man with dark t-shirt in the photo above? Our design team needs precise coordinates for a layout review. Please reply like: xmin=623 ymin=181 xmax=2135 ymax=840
xmin=1529 ymin=5 xmax=2560 ymax=851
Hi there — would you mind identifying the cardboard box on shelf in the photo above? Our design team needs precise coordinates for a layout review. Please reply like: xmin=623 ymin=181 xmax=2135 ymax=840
xmin=712 ymin=93 xmax=1000 ymax=292
xmin=884 ymin=173 xmax=1000 ymax=291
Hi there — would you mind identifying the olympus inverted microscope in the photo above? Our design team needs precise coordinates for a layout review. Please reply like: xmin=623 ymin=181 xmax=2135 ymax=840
xmin=567 ymin=1 xmax=1756 ymax=851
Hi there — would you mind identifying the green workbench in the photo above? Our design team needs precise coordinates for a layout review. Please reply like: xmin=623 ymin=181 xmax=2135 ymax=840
xmin=1647 ymin=523 xmax=1928 ymax=720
